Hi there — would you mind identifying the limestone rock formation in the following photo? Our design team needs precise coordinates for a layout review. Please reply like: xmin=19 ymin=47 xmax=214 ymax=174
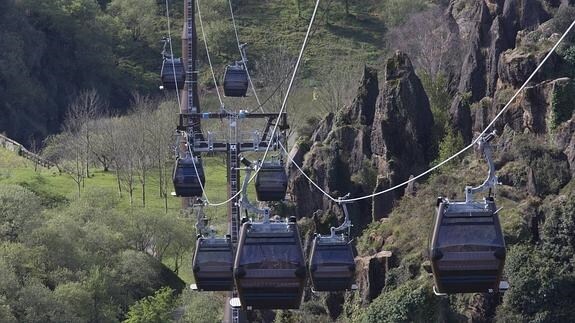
xmin=288 ymin=53 xmax=435 ymax=230
xmin=447 ymin=0 xmax=551 ymax=143
xmin=354 ymin=250 xmax=392 ymax=304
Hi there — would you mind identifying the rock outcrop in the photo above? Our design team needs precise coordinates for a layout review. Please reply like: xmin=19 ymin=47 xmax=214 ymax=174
xmin=287 ymin=52 xmax=435 ymax=230
xmin=354 ymin=250 xmax=392 ymax=304
xmin=447 ymin=0 xmax=551 ymax=143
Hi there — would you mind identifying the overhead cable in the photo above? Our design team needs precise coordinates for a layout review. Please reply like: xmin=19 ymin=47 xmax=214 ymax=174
xmin=197 ymin=0 xmax=224 ymax=105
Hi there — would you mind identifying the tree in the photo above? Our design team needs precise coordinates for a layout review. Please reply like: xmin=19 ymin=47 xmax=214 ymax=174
xmin=123 ymin=287 xmax=176 ymax=323
xmin=0 ymin=185 xmax=42 ymax=242
xmin=181 ymin=290 xmax=224 ymax=323
xmin=130 ymin=93 xmax=156 ymax=207
xmin=388 ymin=7 xmax=461 ymax=85
xmin=316 ymin=62 xmax=362 ymax=116
xmin=64 ymin=89 xmax=105 ymax=179
xmin=116 ymin=118 xmax=139 ymax=205
xmin=150 ymin=101 xmax=178 ymax=212
xmin=42 ymin=131 xmax=87 ymax=197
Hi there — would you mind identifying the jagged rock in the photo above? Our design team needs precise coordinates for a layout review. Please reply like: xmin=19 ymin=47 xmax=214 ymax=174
xmin=496 ymin=77 xmax=573 ymax=134
xmin=498 ymin=50 xmax=537 ymax=87
xmin=288 ymin=52 xmax=433 ymax=230
xmin=338 ymin=66 xmax=379 ymax=126
xmin=354 ymin=250 xmax=392 ymax=304
xmin=450 ymin=94 xmax=474 ymax=144
xmin=371 ymin=52 xmax=435 ymax=190
xmin=287 ymin=141 xmax=310 ymax=175
xmin=473 ymin=97 xmax=494 ymax=136
xmin=454 ymin=1 xmax=491 ymax=102
xmin=372 ymin=175 xmax=395 ymax=221
xmin=448 ymin=0 xmax=551 ymax=142
xmin=405 ymin=175 xmax=417 ymax=196
xmin=311 ymin=112 xmax=334 ymax=142
xmin=555 ymin=116 xmax=575 ymax=175
xmin=325 ymin=125 xmax=372 ymax=174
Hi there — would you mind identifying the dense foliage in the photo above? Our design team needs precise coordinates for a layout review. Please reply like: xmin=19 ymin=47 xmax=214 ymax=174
xmin=0 ymin=0 xmax=162 ymax=144
xmin=0 ymin=184 xmax=191 ymax=322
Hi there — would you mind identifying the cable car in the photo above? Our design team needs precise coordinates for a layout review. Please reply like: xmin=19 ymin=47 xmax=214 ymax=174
xmin=233 ymin=218 xmax=306 ymax=310
xmin=309 ymin=234 xmax=356 ymax=291
xmin=430 ymin=196 xmax=506 ymax=294
xmin=223 ymin=63 xmax=249 ymax=97
xmin=192 ymin=235 xmax=234 ymax=291
xmin=172 ymin=156 xmax=205 ymax=197
xmin=255 ymin=162 xmax=287 ymax=201
xmin=161 ymin=57 xmax=186 ymax=90
xmin=429 ymin=131 xmax=506 ymax=294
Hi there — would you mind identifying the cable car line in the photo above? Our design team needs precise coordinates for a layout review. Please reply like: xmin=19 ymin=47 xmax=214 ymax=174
xmin=227 ymin=0 xmax=263 ymax=111
xmin=253 ymin=0 xmax=321 ymax=180
xmin=196 ymin=0 xmax=223 ymax=105
xmin=162 ymin=0 xmax=182 ymax=107
xmin=247 ymin=67 xmax=292 ymax=114
xmin=177 ymin=0 xmax=321 ymax=208
xmin=276 ymin=17 xmax=575 ymax=205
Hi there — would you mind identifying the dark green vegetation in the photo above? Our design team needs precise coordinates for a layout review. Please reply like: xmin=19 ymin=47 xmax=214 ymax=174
xmin=0 ymin=0 xmax=163 ymax=143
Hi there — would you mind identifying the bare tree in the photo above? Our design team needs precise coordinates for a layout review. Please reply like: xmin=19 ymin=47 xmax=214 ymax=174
xmin=42 ymin=132 xmax=86 ymax=197
xmin=64 ymin=89 xmax=105 ymax=179
xmin=387 ymin=7 xmax=461 ymax=84
xmin=92 ymin=116 xmax=125 ymax=195
xmin=255 ymin=48 xmax=299 ymax=138
xmin=150 ymin=100 xmax=178 ymax=212
xmin=116 ymin=119 xmax=138 ymax=206
xmin=316 ymin=61 xmax=362 ymax=115
xmin=130 ymin=93 xmax=157 ymax=207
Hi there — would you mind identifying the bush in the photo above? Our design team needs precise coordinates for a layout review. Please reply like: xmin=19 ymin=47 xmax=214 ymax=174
xmin=0 ymin=185 xmax=43 ymax=242
xmin=356 ymin=280 xmax=438 ymax=323
xmin=124 ymin=287 xmax=176 ymax=323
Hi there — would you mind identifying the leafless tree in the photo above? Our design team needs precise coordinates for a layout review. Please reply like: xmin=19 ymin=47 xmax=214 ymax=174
xmin=42 ymin=132 xmax=86 ymax=197
xmin=64 ymin=89 xmax=106 ymax=179
xmin=129 ymin=93 xmax=156 ymax=207
xmin=316 ymin=61 xmax=362 ymax=115
xmin=387 ymin=7 xmax=461 ymax=84
xmin=255 ymin=48 xmax=299 ymax=138
xmin=116 ymin=118 xmax=138 ymax=206
xmin=92 ymin=116 xmax=124 ymax=195
xmin=150 ymin=100 xmax=178 ymax=212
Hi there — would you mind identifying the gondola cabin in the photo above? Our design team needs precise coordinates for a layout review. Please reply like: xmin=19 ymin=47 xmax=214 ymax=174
xmin=234 ymin=220 xmax=306 ymax=310
xmin=309 ymin=235 xmax=356 ymax=292
xmin=192 ymin=236 xmax=234 ymax=291
xmin=223 ymin=64 xmax=249 ymax=97
xmin=161 ymin=58 xmax=186 ymax=90
xmin=172 ymin=157 xmax=205 ymax=197
xmin=430 ymin=197 xmax=506 ymax=294
xmin=255 ymin=163 xmax=288 ymax=201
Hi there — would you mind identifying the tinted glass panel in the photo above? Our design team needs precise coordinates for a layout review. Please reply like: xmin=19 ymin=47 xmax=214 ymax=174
xmin=437 ymin=214 xmax=503 ymax=248
xmin=313 ymin=245 xmax=354 ymax=265
xmin=179 ymin=167 xmax=197 ymax=177
xmin=240 ymin=240 xmax=302 ymax=269
xmin=196 ymin=250 xmax=233 ymax=264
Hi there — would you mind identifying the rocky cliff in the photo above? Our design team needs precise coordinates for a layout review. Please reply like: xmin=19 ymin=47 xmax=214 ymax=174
xmin=288 ymin=52 xmax=435 ymax=232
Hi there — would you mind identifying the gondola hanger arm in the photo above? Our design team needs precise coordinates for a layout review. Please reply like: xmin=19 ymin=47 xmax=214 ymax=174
xmin=465 ymin=131 xmax=498 ymax=203
xmin=238 ymin=156 xmax=271 ymax=221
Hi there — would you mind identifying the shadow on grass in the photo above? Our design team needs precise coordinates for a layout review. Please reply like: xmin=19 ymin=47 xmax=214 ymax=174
xmin=325 ymin=15 xmax=387 ymax=49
